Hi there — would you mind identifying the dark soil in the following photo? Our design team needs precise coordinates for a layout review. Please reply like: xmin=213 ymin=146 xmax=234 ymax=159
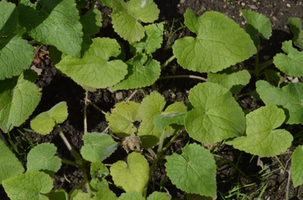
xmin=1 ymin=0 xmax=303 ymax=199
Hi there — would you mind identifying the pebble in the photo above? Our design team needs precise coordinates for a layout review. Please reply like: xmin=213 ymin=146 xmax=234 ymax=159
xmin=250 ymin=5 xmax=258 ymax=9
xmin=115 ymin=92 xmax=123 ymax=100
xmin=286 ymin=3 xmax=291 ymax=7
xmin=180 ymin=0 xmax=185 ymax=3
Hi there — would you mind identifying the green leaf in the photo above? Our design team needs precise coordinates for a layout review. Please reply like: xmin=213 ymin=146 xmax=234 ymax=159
xmin=256 ymin=80 xmax=303 ymax=124
xmin=57 ymin=37 xmax=128 ymax=89
xmin=80 ymin=9 xmax=102 ymax=35
xmin=117 ymin=191 xmax=144 ymax=200
xmin=292 ymin=145 xmax=303 ymax=187
xmin=241 ymin=9 xmax=272 ymax=46
xmin=185 ymin=82 xmax=245 ymax=144
xmin=0 ymin=34 xmax=34 ymax=80
xmin=207 ymin=68 xmax=251 ymax=93
xmin=0 ymin=70 xmax=41 ymax=133
xmin=110 ymin=152 xmax=149 ymax=193
xmin=273 ymin=41 xmax=303 ymax=77
xmin=0 ymin=139 xmax=24 ymax=184
xmin=154 ymin=102 xmax=187 ymax=132
xmin=289 ymin=18 xmax=303 ymax=49
xmin=90 ymin=162 xmax=110 ymax=194
xmin=227 ymin=105 xmax=293 ymax=157
xmin=173 ymin=9 xmax=256 ymax=73
xmin=81 ymin=132 xmax=118 ymax=162
xmin=106 ymin=101 xmax=141 ymax=137
xmin=3 ymin=171 xmax=53 ymax=200
xmin=49 ymin=189 xmax=68 ymax=200
xmin=165 ymin=143 xmax=217 ymax=197
xmin=19 ymin=0 xmax=83 ymax=57
xmin=73 ymin=192 xmax=92 ymax=200
xmin=95 ymin=188 xmax=117 ymax=200
xmin=27 ymin=143 xmax=61 ymax=175
xmin=30 ymin=101 xmax=68 ymax=135
xmin=113 ymin=54 xmax=161 ymax=91
xmin=147 ymin=192 xmax=170 ymax=200
xmin=130 ymin=23 xmax=164 ymax=55
xmin=111 ymin=0 xmax=160 ymax=42
xmin=138 ymin=92 xmax=166 ymax=148
xmin=0 ymin=1 xmax=18 ymax=36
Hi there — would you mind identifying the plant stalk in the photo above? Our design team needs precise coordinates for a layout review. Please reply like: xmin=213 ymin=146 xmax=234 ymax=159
xmin=159 ymin=75 xmax=207 ymax=82
xmin=55 ymin=124 xmax=73 ymax=153
xmin=161 ymin=55 xmax=176 ymax=69
xmin=84 ymin=89 xmax=88 ymax=135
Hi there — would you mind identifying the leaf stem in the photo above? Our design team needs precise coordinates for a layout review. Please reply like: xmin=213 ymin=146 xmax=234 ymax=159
xmin=55 ymin=124 xmax=73 ymax=153
xmin=161 ymin=55 xmax=176 ymax=69
xmin=61 ymin=158 xmax=78 ymax=166
xmin=84 ymin=89 xmax=88 ymax=135
xmin=159 ymin=75 xmax=207 ymax=82
xmin=81 ymin=162 xmax=93 ymax=197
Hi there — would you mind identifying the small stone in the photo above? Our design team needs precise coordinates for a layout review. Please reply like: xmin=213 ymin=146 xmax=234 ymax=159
xmin=241 ymin=2 xmax=245 ymax=7
xmin=250 ymin=5 xmax=258 ymax=9
xmin=180 ymin=0 xmax=185 ymax=3
xmin=286 ymin=3 xmax=291 ymax=7
xmin=115 ymin=92 xmax=123 ymax=100
xmin=272 ymin=16 xmax=277 ymax=21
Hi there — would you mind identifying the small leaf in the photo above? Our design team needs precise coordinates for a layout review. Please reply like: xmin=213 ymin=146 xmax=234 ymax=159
xmin=289 ymin=18 xmax=303 ymax=49
xmin=241 ymin=9 xmax=272 ymax=46
xmin=292 ymin=145 xmax=303 ymax=187
xmin=273 ymin=40 xmax=303 ymax=77
xmin=154 ymin=102 xmax=187 ymax=132
xmin=3 ymin=171 xmax=53 ymax=200
xmin=57 ymin=37 xmax=128 ymax=89
xmin=117 ymin=191 xmax=144 ymax=200
xmin=165 ymin=143 xmax=217 ymax=197
xmin=113 ymin=54 xmax=161 ymax=91
xmin=49 ymin=189 xmax=68 ymax=200
xmin=0 ymin=1 xmax=18 ymax=36
xmin=30 ymin=101 xmax=68 ymax=135
xmin=111 ymin=0 xmax=159 ymax=42
xmin=185 ymin=82 xmax=245 ymax=144
xmin=256 ymin=80 xmax=303 ymax=124
xmin=227 ymin=105 xmax=293 ymax=157
xmin=0 ymin=34 xmax=34 ymax=80
xmin=173 ymin=9 xmax=256 ymax=73
xmin=147 ymin=192 xmax=170 ymax=200
xmin=0 ymin=139 xmax=24 ymax=184
xmin=73 ymin=192 xmax=92 ymax=200
xmin=81 ymin=132 xmax=118 ymax=162
xmin=110 ymin=152 xmax=149 ymax=193
xmin=208 ymin=68 xmax=251 ymax=93
xmin=130 ymin=23 xmax=164 ymax=55
xmin=80 ymin=9 xmax=102 ymax=35
xmin=106 ymin=101 xmax=141 ymax=137
xmin=0 ymin=70 xmax=41 ymax=133
xmin=95 ymin=188 xmax=117 ymax=200
xmin=138 ymin=92 xmax=166 ymax=148
xmin=19 ymin=0 xmax=83 ymax=57
xmin=27 ymin=143 xmax=61 ymax=175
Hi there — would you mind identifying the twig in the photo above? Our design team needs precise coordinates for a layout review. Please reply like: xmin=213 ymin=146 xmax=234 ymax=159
xmin=84 ymin=90 xmax=88 ymax=135
xmin=126 ymin=90 xmax=138 ymax=102
xmin=55 ymin=124 xmax=73 ymax=153
xmin=159 ymin=75 xmax=207 ymax=82
xmin=87 ymin=99 xmax=107 ymax=115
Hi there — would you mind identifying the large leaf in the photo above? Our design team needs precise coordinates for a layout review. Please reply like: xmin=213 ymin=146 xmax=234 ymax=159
xmin=30 ymin=101 xmax=68 ymax=135
xmin=110 ymin=152 xmax=149 ymax=193
xmin=0 ymin=1 xmax=18 ymax=36
xmin=81 ymin=132 xmax=118 ymax=162
xmin=173 ymin=9 xmax=256 ymax=73
xmin=256 ymin=80 xmax=303 ymax=124
xmin=111 ymin=0 xmax=159 ymax=42
xmin=289 ymin=18 xmax=303 ymax=49
xmin=80 ymin=9 xmax=102 ymax=35
xmin=0 ymin=34 xmax=34 ymax=80
xmin=19 ymin=0 xmax=83 ymax=57
xmin=165 ymin=143 xmax=217 ymax=197
xmin=0 ymin=139 xmax=24 ymax=184
xmin=292 ymin=145 xmax=303 ymax=187
xmin=3 ymin=171 xmax=53 ymax=200
xmin=227 ymin=105 xmax=293 ymax=157
xmin=113 ymin=54 xmax=161 ymax=91
xmin=185 ymin=82 xmax=245 ymax=144
xmin=57 ymin=37 xmax=127 ymax=89
xmin=27 ymin=143 xmax=61 ymax=175
xmin=241 ymin=9 xmax=272 ymax=46
xmin=0 ymin=70 xmax=41 ymax=133
xmin=273 ymin=40 xmax=303 ymax=77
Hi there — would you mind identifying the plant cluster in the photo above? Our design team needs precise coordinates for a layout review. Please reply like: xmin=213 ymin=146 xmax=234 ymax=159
xmin=1 ymin=0 xmax=303 ymax=199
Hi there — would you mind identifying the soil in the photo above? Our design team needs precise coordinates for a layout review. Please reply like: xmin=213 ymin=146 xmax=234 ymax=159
xmin=1 ymin=0 xmax=303 ymax=199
